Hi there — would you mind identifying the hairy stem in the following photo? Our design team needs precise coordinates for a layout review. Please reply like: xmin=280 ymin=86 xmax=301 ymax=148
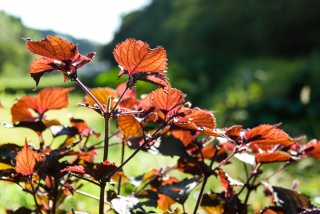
xmin=111 ymin=83 xmax=129 ymax=112
xmin=75 ymin=77 xmax=106 ymax=115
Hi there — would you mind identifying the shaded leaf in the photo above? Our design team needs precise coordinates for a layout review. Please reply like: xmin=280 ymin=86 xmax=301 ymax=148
xmin=0 ymin=143 xmax=21 ymax=166
xmin=162 ymin=208 xmax=181 ymax=214
xmin=255 ymin=151 xmax=292 ymax=163
xmin=135 ymin=189 xmax=159 ymax=207
xmin=70 ymin=117 xmax=100 ymax=138
xmin=114 ymin=38 xmax=167 ymax=76
xmin=218 ymin=168 xmax=243 ymax=192
xmin=158 ymin=177 xmax=200 ymax=204
xmin=0 ymin=168 xmax=20 ymax=183
xmin=257 ymin=207 xmax=285 ymax=214
xmin=118 ymin=115 xmax=142 ymax=140
xmin=128 ymin=135 xmax=190 ymax=158
xmin=175 ymin=158 xmax=202 ymax=176
xmin=15 ymin=141 xmax=42 ymax=176
xmin=152 ymin=84 xmax=184 ymax=113
xmin=202 ymin=145 xmax=228 ymax=161
xmin=200 ymin=192 xmax=226 ymax=214
xmin=272 ymin=186 xmax=315 ymax=213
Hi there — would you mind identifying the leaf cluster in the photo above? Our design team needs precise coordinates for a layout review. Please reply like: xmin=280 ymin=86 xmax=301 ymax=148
xmin=0 ymin=36 xmax=319 ymax=214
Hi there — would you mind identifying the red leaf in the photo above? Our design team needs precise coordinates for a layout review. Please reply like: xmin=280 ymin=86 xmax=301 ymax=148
xmin=255 ymin=151 xmax=292 ymax=163
xmin=15 ymin=141 xmax=42 ymax=176
xmin=303 ymin=139 xmax=320 ymax=159
xmin=26 ymin=35 xmax=95 ymax=88
xmin=152 ymin=84 xmax=184 ymax=113
xmin=11 ymin=87 xmax=74 ymax=124
xmin=26 ymin=35 xmax=77 ymax=60
xmin=11 ymin=96 xmax=36 ymax=123
xmin=70 ymin=117 xmax=100 ymax=138
xmin=36 ymin=87 xmax=74 ymax=115
xmin=226 ymin=125 xmax=243 ymax=143
xmin=218 ymin=168 xmax=243 ymax=191
xmin=171 ymin=130 xmax=194 ymax=146
xmin=245 ymin=124 xmax=294 ymax=151
xmin=61 ymin=165 xmax=86 ymax=174
xmin=113 ymin=38 xmax=167 ymax=76
xmin=118 ymin=115 xmax=142 ymax=139
xmin=116 ymin=82 xmax=136 ymax=98
xmin=173 ymin=108 xmax=221 ymax=137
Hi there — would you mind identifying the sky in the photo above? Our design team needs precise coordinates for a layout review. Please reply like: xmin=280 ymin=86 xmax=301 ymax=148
xmin=0 ymin=0 xmax=150 ymax=44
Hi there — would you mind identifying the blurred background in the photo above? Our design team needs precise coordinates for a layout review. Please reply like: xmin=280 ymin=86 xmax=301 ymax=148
xmin=1 ymin=0 xmax=320 ymax=140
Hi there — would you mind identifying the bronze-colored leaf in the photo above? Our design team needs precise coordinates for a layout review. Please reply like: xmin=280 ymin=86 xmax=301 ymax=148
xmin=113 ymin=38 xmax=167 ymax=76
xmin=255 ymin=151 xmax=292 ymax=163
xmin=152 ymin=84 xmax=184 ymax=113
xmin=83 ymin=87 xmax=118 ymax=109
xmin=118 ymin=115 xmax=142 ymax=139
xmin=245 ymin=124 xmax=294 ymax=151
xmin=15 ymin=141 xmax=42 ymax=176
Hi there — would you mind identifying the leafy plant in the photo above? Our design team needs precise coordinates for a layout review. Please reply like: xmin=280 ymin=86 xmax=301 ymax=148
xmin=0 ymin=35 xmax=320 ymax=214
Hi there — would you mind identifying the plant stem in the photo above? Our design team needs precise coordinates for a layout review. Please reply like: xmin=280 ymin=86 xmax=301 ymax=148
xmin=193 ymin=176 xmax=207 ymax=214
xmin=118 ymin=139 xmax=125 ymax=194
xmin=111 ymin=83 xmax=129 ymax=112
xmin=75 ymin=77 xmax=106 ymax=115
xmin=99 ymin=180 xmax=106 ymax=214
xmin=29 ymin=176 xmax=43 ymax=214
xmin=106 ymin=140 xmax=149 ymax=181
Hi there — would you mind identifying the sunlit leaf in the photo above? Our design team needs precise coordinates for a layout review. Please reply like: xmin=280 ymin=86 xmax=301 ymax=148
xmin=173 ymin=108 xmax=221 ymax=137
xmin=61 ymin=165 xmax=86 ymax=174
xmin=116 ymin=82 xmax=136 ymax=98
xmin=26 ymin=35 xmax=95 ymax=87
xmin=255 ymin=151 xmax=292 ymax=163
xmin=226 ymin=125 xmax=243 ymax=143
xmin=245 ymin=124 xmax=294 ymax=151
xmin=171 ymin=130 xmax=194 ymax=146
xmin=35 ymin=87 xmax=74 ymax=115
xmin=15 ymin=141 xmax=42 ymax=176
xmin=11 ymin=87 xmax=74 ymax=123
xmin=82 ymin=87 xmax=118 ymax=109
xmin=114 ymin=38 xmax=167 ymax=76
xmin=152 ymin=84 xmax=184 ymax=113
xmin=118 ymin=115 xmax=142 ymax=140
xmin=26 ymin=35 xmax=77 ymax=60
xmin=304 ymin=139 xmax=320 ymax=159
xmin=162 ymin=208 xmax=181 ymax=214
